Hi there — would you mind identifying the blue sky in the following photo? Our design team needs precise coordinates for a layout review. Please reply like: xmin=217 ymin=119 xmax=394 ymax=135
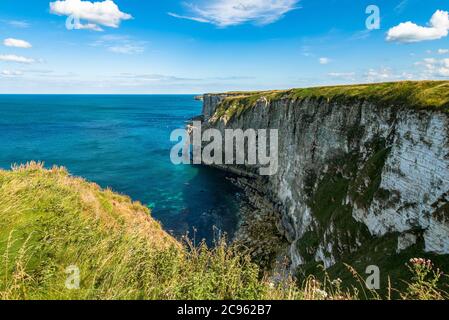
xmin=0 ymin=0 xmax=449 ymax=93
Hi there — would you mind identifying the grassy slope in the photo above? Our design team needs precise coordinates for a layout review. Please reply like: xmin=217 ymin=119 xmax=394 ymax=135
xmin=211 ymin=81 xmax=449 ymax=122
xmin=0 ymin=162 xmax=295 ymax=300
xmin=0 ymin=163 xmax=447 ymax=300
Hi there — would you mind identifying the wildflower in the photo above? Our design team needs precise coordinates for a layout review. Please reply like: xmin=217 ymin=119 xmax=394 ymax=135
xmin=409 ymin=258 xmax=433 ymax=269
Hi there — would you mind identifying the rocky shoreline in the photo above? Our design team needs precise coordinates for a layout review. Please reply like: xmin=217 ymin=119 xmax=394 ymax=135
xmin=226 ymin=174 xmax=289 ymax=271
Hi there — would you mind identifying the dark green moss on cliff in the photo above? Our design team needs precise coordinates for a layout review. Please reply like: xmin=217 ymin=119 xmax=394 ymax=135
xmin=302 ymin=231 xmax=449 ymax=298
xmin=294 ymin=135 xmax=449 ymax=297
xmin=296 ymin=151 xmax=373 ymax=270
xmin=433 ymin=202 xmax=449 ymax=223
xmin=349 ymin=138 xmax=391 ymax=209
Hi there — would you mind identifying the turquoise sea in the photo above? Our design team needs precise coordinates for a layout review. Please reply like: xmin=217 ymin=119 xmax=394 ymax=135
xmin=0 ymin=95 xmax=240 ymax=243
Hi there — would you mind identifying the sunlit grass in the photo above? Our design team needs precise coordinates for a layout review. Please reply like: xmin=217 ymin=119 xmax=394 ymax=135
xmin=0 ymin=162 xmax=447 ymax=300
xmin=211 ymin=81 xmax=449 ymax=123
xmin=0 ymin=162 xmax=295 ymax=300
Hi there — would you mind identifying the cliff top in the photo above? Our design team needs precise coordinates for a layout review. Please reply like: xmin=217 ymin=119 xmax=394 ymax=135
xmin=0 ymin=162 xmax=177 ymax=248
xmin=209 ymin=81 xmax=449 ymax=121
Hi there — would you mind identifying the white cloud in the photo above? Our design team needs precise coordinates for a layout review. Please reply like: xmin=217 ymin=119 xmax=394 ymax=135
xmin=117 ymin=73 xmax=197 ymax=82
xmin=1 ymin=70 xmax=23 ymax=76
xmin=416 ymin=57 xmax=449 ymax=77
xmin=169 ymin=0 xmax=300 ymax=27
xmin=319 ymin=57 xmax=330 ymax=65
xmin=365 ymin=68 xmax=393 ymax=81
xmin=327 ymin=72 xmax=356 ymax=82
xmin=167 ymin=12 xmax=209 ymax=24
xmin=386 ymin=10 xmax=449 ymax=43
xmin=395 ymin=0 xmax=409 ymax=13
xmin=350 ymin=29 xmax=372 ymax=41
xmin=108 ymin=44 xmax=144 ymax=54
xmin=3 ymin=38 xmax=32 ymax=48
xmin=438 ymin=49 xmax=449 ymax=54
xmin=49 ymin=0 xmax=132 ymax=30
xmin=328 ymin=72 xmax=355 ymax=78
xmin=364 ymin=67 xmax=414 ymax=82
xmin=69 ymin=19 xmax=104 ymax=31
xmin=300 ymin=46 xmax=313 ymax=57
xmin=91 ymin=35 xmax=146 ymax=54
xmin=1 ymin=20 xmax=30 ymax=28
xmin=0 ymin=54 xmax=35 ymax=64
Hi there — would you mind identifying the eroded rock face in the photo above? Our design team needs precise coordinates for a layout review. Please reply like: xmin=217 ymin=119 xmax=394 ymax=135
xmin=202 ymin=94 xmax=227 ymax=121
xmin=200 ymin=95 xmax=449 ymax=269
xmin=397 ymin=233 xmax=417 ymax=253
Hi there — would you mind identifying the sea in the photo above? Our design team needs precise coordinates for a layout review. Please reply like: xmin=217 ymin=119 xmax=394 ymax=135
xmin=0 ymin=94 xmax=241 ymax=244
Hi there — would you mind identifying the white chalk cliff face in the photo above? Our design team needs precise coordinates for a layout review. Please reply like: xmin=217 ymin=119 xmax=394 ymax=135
xmin=200 ymin=93 xmax=449 ymax=269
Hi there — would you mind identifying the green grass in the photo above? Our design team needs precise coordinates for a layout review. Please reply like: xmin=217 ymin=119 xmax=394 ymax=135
xmin=0 ymin=162 xmax=297 ymax=300
xmin=211 ymin=81 xmax=449 ymax=123
xmin=307 ymin=233 xmax=449 ymax=299
xmin=1 ymin=162 xmax=448 ymax=300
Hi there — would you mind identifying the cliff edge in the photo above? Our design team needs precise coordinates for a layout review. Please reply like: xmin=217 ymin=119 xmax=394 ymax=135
xmin=199 ymin=81 xmax=449 ymax=277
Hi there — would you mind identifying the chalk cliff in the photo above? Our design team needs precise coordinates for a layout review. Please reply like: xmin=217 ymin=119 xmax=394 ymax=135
xmin=198 ymin=82 xmax=449 ymax=270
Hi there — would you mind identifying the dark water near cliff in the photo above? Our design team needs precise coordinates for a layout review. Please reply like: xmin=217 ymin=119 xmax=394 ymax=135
xmin=0 ymin=95 xmax=240 ymax=243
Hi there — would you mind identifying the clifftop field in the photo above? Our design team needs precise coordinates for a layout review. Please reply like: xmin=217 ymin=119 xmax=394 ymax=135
xmin=210 ymin=81 xmax=449 ymax=123
xmin=0 ymin=162 xmax=448 ymax=300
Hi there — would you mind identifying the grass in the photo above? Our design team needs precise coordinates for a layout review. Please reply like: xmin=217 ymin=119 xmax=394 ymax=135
xmin=306 ymin=233 xmax=449 ymax=299
xmin=0 ymin=162 xmax=297 ymax=300
xmin=1 ymin=162 xmax=448 ymax=300
xmin=210 ymin=81 xmax=449 ymax=123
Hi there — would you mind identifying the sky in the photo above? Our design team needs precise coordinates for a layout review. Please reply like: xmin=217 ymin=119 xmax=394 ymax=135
xmin=0 ymin=0 xmax=449 ymax=93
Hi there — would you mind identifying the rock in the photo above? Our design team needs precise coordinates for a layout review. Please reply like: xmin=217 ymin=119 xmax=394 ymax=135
xmin=397 ymin=232 xmax=418 ymax=253
xmin=197 ymin=86 xmax=449 ymax=270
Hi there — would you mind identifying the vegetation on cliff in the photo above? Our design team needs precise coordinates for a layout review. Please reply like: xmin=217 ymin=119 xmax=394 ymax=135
xmin=204 ymin=80 xmax=449 ymax=299
xmin=211 ymin=81 xmax=449 ymax=123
